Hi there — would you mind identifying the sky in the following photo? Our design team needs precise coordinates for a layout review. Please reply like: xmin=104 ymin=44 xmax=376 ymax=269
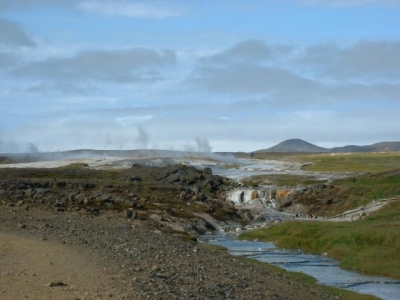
xmin=0 ymin=0 xmax=399 ymax=153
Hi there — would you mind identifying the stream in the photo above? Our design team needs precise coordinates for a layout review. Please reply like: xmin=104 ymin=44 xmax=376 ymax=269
xmin=201 ymin=233 xmax=400 ymax=300
xmin=190 ymin=155 xmax=400 ymax=299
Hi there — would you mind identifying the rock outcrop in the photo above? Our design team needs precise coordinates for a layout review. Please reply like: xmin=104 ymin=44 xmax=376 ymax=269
xmin=0 ymin=164 xmax=243 ymax=238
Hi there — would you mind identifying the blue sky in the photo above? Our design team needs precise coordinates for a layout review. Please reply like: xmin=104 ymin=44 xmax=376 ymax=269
xmin=0 ymin=0 xmax=399 ymax=153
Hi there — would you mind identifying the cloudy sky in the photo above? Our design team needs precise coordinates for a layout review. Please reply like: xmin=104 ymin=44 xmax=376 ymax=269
xmin=1 ymin=0 xmax=399 ymax=153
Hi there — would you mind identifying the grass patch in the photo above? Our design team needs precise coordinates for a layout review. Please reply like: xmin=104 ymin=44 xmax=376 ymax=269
xmin=323 ymin=172 xmax=400 ymax=215
xmin=238 ymin=200 xmax=400 ymax=279
xmin=337 ymin=173 xmax=400 ymax=202
xmin=286 ymin=170 xmax=400 ymax=217
xmin=251 ymin=151 xmax=400 ymax=173
xmin=296 ymin=152 xmax=400 ymax=173
xmin=242 ymin=174 xmax=327 ymax=187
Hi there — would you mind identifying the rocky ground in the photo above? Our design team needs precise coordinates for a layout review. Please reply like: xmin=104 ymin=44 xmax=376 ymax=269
xmin=0 ymin=205 xmax=336 ymax=300
xmin=0 ymin=162 xmax=338 ymax=299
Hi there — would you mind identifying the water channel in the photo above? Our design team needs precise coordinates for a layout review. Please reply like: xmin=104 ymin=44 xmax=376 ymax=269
xmin=201 ymin=233 xmax=400 ymax=300
xmin=184 ymin=155 xmax=400 ymax=299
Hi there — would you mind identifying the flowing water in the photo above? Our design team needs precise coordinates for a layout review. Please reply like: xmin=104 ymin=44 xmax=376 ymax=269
xmin=201 ymin=234 xmax=400 ymax=300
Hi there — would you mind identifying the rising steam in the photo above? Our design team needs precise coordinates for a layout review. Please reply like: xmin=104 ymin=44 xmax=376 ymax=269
xmin=135 ymin=125 xmax=149 ymax=149
xmin=195 ymin=137 xmax=212 ymax=152
xmin=0 ymin=134 xmax=40 ymax=154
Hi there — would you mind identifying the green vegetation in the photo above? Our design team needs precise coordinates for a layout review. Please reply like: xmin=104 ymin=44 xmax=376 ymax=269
xmin=300 ymin=152 xmax=400 ymax=172
xmin=251 ymin=151 xmax=400 ymax=173
xmin=240 ymin=257 xmax=379 ymax=300
xmin=238 ymin=200 xmax=400 ymax=279
xmin=242 ymin=174 xmax=327 ymax=188
xmin=304 ymin=171 xmax=400 ymax=216
xmin=331 ymin=172 xmax=400 ymax=211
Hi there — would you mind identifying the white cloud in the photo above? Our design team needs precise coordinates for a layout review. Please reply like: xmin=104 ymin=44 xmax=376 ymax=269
xmin=78 ymin=1 xmax=185 ymax=19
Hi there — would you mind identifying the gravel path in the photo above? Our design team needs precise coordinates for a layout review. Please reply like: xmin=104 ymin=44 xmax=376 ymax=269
xmin=0 ymin=205 xmax=337 ymax=300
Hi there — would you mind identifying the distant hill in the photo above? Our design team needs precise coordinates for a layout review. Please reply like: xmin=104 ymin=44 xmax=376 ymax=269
xmin=331 ymin=142 xmax=400 ymax=153
xmin=369 ymin=142 xmax=400 ymax=152
xmin=330 ymin=145 xmax=373 ymax=153
xmin=256 ymin=139 xmax=400 ymax=153
xmin=256 ymin=139 xmax=328 ymax=153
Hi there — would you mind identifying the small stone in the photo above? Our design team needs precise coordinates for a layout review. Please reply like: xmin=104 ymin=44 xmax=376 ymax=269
xmin=47 ymin=281 xmax=67 ymax=287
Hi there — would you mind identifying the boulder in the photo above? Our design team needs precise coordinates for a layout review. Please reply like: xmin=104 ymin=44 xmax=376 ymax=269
xmin=157 ymin=165 xmax=203 ymax=185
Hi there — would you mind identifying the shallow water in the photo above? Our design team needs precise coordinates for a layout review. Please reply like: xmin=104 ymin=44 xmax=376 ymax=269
xmin=202 ymin=234 xmax=400 ymax=300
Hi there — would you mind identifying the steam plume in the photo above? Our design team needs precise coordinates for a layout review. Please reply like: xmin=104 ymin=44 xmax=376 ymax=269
xmin=135 ymin=125 xmax=149 ymax=149
xmin=195 ymin=137 xmax=212 ymax=152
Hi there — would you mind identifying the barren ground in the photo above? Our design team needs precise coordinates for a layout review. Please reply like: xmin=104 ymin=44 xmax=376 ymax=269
xmin=0 ymin=204 xmax=336 ymax=300
xmin=0 ymin=231 xmax=124 ymax=300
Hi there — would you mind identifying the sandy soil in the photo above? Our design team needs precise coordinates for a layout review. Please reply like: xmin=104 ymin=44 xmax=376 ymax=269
xmin=0 ymin=232 xmax=127 ymax=300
